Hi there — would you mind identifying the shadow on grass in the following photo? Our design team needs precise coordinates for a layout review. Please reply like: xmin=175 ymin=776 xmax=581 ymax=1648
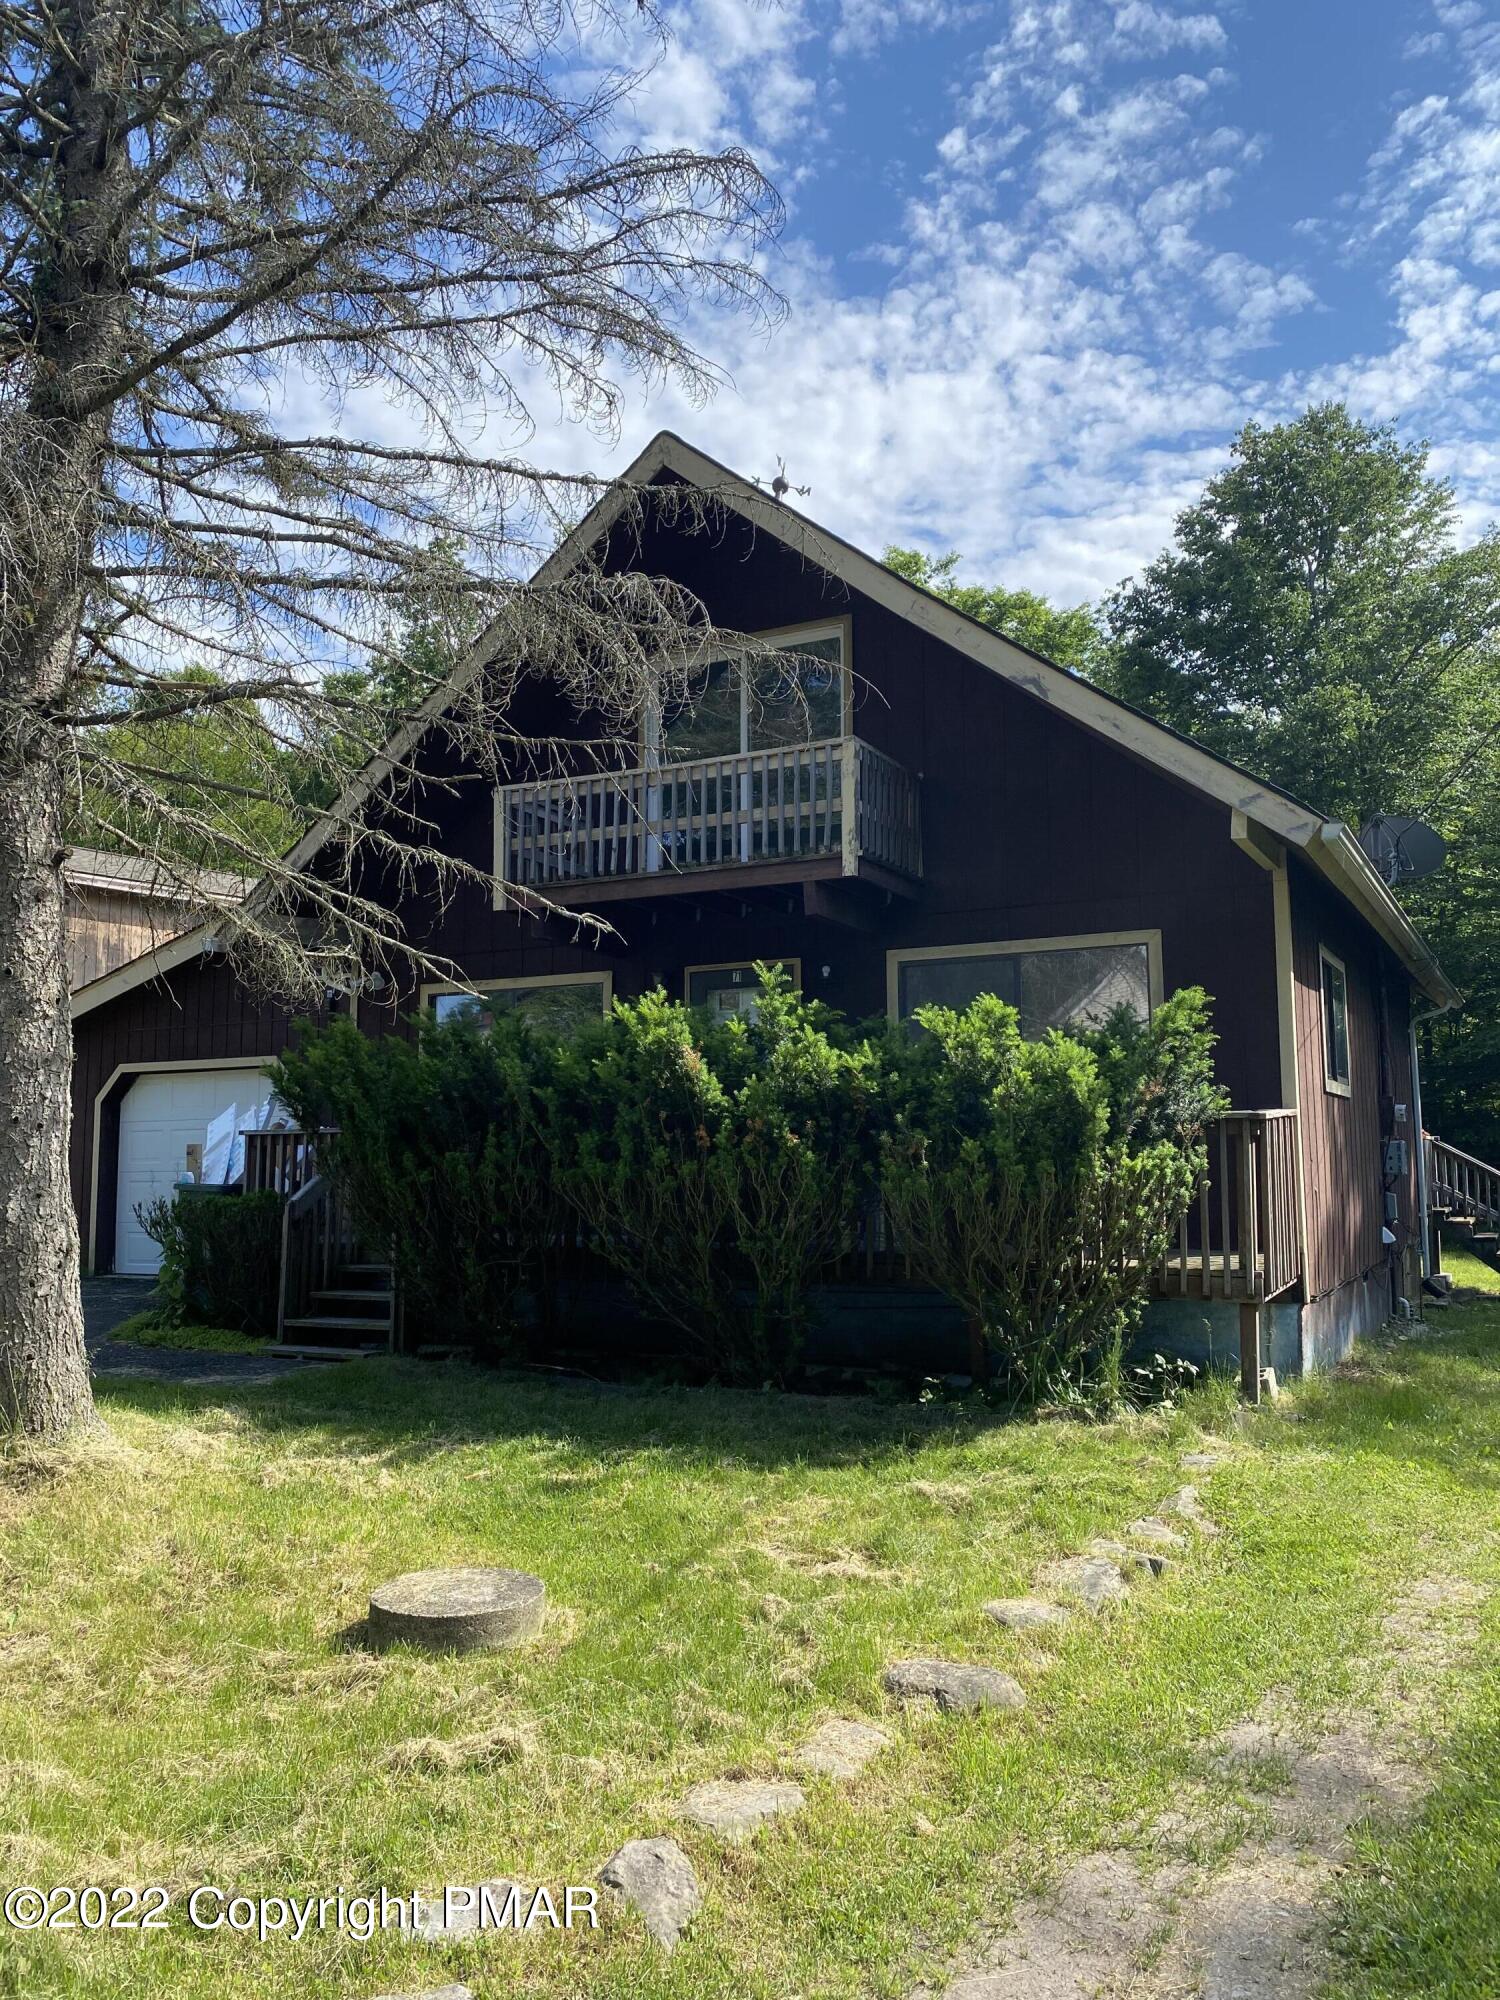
xmin=89 ymin=1351 xmax=1021 ymax=1473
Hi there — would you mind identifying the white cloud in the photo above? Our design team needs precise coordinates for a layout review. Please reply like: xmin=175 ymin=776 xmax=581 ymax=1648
xmin=301 ymin=0 xmax=1500 ymax=617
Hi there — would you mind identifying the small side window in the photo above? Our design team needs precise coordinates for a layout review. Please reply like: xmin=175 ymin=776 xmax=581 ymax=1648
xmin=1320 ymin=948 xmax=1351 ymax=1094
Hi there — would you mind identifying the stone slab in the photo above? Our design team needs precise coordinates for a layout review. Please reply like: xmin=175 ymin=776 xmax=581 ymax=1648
xmin=797 ymin=1718 xmax=891 ymax=1778
xmin=598 ymin=1836 xmax=701 ymax=1950
xmin=983 ymin=1596 xmax=1073 ymax=1633
xmin=881 ymin=1659 xmax=1026 ymax=1714
xmin=1040 ymin=1555 xmax=1130 ymax=1613
xmin=677 ymin=1779 xmax=805 ymax=1843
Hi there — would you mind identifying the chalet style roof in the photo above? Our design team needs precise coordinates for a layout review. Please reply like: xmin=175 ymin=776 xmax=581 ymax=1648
xmin=72 ymin=429 xmax=1460 ymax=1017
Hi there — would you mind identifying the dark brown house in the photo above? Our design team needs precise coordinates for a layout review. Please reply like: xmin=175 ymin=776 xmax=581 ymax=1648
xmin=70 ymin=432 xmax=1457 ymax=1369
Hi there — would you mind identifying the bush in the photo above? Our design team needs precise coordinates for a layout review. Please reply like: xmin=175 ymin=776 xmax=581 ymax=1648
xmin=879 ymin=989 xmax=1225 ymax=1404
xmin=269 ymin=1010 xmax=569 ymax=1357
xmin=138 ymin=1189 xmax=284 ymax=1334
xmin=550 ymin=966 xmax=877 ymax=1384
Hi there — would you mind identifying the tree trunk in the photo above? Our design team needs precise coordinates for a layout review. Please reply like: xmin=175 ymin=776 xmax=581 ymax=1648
xmin=0 ymin=748 xmax=93 ymax=1438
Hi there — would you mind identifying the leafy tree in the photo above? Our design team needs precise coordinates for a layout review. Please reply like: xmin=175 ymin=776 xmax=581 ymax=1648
xmin=74 ymin=667 xmax=305 ymax=870
xmin=0 ymin=0 xmax=780 ymax=1437
xmin=883 ymin=547 xmax=1111 ymax=679
xmin=1103 ymin=404 xmax=1500 ymax=1161
xmin=1103 ymin=405 xmax=1500 ymax=826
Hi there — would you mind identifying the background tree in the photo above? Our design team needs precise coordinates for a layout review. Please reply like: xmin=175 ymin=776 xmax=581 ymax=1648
xmin=882 ymin=546 xmax=1111 ymax=680
xmin=0 ymin=0 xmax=782 ymax=1438
xmin=1103 ymin=406 xmax=1500 ymax=825
xmin=1105 ymin=404 xmax=1500 ymax=1160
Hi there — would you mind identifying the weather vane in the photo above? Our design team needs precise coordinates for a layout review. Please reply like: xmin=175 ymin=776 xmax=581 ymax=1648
xmin=753 ymin=456 xmax=811 ymax=504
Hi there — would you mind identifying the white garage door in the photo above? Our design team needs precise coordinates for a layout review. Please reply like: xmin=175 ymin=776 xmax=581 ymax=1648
xmin=115 ymin=1068 xmax=274 ymax=1276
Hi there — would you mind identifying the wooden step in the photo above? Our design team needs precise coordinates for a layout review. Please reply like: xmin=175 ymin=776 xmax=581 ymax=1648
xmin=312 ymin=1288 xmax=393 ymax=1309
xmin=339 ymin=1263 xmax=392 ymax=1277
xmin=282 ymin=1314 xmax=393 ymax=1335
xmin=268 ymin=1342 xmax=383 ymax=1361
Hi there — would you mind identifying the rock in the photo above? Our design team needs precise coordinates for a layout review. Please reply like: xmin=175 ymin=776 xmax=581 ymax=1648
xmin=1159 ymin=1485 xmax=1221 ymax=1536
xmin=677 ymin=1779 xmax=805 ymax=1843
xmin=367 ymin=1568 xmax=546 ymax=1654
xmin=798 ymin=1718 xmax=891 ymax=1779
xmin=598 ymin=1836 xmax=701 ymax=1950
xmin=370 ymin=1987 xmax=475 ymax=2000
xmin=1180 ymin=1451 xmax=1225 ymax=1468
xmin=881 ymin=1659 xmax=1027 ymax=1715
xmin=1040 ymin=1555 xmax=1129 ymax=1613
xmin=1091 ymin=1538 xmax=1168 ymax=1579
xmin=983 ymin=1596 xmax=1072 ymax=1633
xmin=1128 ymin=1517 xmax=1188 ymax=1548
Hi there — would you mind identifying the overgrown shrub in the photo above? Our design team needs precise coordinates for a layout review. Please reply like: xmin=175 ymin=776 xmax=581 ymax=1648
xmin=269 ymin=1011 xmax=569 ymax=1357
xmin=550 ymin=966 xmax=877 ymax=1384
xmin=879 ymin=988 xmax=1224 ymax=1404
xmin=138 ymin=1189 xmax=284 ymax=1334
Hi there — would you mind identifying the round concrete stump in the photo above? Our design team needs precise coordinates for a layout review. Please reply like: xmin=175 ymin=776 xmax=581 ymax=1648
xmin=367 ymin=1567 xmax=546 ymax=1654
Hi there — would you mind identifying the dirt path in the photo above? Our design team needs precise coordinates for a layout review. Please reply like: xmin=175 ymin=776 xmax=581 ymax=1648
xmin=917 ymin=1576 xmax=1484 ymax=2000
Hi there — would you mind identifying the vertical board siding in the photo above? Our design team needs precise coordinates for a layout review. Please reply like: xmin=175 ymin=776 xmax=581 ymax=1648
xmin=70 ymin=956 xmax=300 ymax=1271
xmin=75 ymin=504 xmax=1335 ymax=1257
xmin=1288 ymin=856 xmax=1418 ymax=1302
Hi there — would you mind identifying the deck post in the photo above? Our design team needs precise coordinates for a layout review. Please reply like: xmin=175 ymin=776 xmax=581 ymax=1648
xmin=1238 ymin=1300 xmax=1262 ymax=1404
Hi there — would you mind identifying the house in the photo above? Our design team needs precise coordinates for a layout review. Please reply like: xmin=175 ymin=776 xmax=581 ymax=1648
xmin=69 ymin=432 xmax=1459 ymax=1371
xmin=63 ymin=846 xmax=245 ymax=991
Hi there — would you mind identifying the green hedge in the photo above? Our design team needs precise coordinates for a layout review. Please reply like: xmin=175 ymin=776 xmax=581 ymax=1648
xmin=271 ymin=968 xmax=1225 ymax=1397
xmin=137 ymin=1189 xmax=284 ymax=1335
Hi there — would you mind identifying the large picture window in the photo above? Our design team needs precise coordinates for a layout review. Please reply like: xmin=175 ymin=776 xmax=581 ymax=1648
xmin=1319 ymin=947 xmax=1351 ymax=1094
xmin=656 ymin=623 xmax=847 ymax=762
xmin=889 ymin=933 xmax=1158 ymax=1037
xmin=422 ymin=973 xmax=610 ymax=1037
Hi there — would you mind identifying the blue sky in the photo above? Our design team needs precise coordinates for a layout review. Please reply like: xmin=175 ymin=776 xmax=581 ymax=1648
xmin=339 ymin=0 xmax=1500 ymax=605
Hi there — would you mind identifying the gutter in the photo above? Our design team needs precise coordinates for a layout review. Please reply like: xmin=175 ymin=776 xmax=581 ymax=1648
xmin=1310 ymin=821 xmax=1461 ymax=1010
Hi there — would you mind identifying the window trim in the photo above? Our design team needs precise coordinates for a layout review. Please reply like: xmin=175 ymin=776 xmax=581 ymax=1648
xmin=885 ymin=930 xmax=1164 ymax=1024
xmin=682 ymin=958 xmax=802 ymax=1006
xmin=641 ymin=616 xmax=853 ymax=760
xmin=1318 ymin=945 xmax=1352 ymax=1097
xmin=418 ymin=969 xmax=614 ymax=1021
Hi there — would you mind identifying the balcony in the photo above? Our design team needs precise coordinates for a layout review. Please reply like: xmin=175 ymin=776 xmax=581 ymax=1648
xmin=495 ymin=736 xmax=921 ymax=906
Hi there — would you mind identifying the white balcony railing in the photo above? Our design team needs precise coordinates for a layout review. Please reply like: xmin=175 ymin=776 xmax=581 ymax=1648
xmin=497 ymin=736 xmax=921 ymax=895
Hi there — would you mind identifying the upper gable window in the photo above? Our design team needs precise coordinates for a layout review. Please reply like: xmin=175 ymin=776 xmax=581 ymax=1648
xmin=1320 ymin=947 xmax=1351 ymax=1095
xmin=657 ymin=623 xmax=847 ymax=763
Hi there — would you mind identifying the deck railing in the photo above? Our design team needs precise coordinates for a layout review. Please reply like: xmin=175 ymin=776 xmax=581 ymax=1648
xmin=1159 ymin=1109 xmax=1302 ymax=1303
xmin=497 ymin=736 xmax=920 ymax=895
xmin=243 ymin=1127 xmax=321 ymax=1198
xmin=1426 ymin=1133 xmax=1500 ymax=1230
xmin=830 ymin=1110 xmax=1303 ymax=1305
xmin=276 ymin=1172 xmax=359 ymax=1341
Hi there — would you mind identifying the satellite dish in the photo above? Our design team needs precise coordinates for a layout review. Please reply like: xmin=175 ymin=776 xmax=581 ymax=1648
xmin=1358 ymin=815 xmax=1449 ymax=886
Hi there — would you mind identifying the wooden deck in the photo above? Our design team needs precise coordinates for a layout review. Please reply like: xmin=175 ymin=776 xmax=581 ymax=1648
xmin=495 ymin=736 xmax=921 ymax=900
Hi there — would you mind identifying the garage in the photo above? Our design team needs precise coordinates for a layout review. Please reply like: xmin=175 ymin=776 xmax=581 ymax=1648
xmin=113 ymin=1066 xmax=275 ymax=1275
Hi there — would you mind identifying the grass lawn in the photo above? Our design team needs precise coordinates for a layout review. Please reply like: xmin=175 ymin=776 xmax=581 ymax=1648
xmin=3 ymin=1302 xmax=1500 ymax=2000
xmin=107 ymin=1310 xmax=272 ymax=1355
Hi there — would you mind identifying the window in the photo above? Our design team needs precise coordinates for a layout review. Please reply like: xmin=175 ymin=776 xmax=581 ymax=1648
xmin=423 ymin=973 xmax=610 ymax=1037
xmin=890 ymin=934 xmax=1158 ymax=1037
xmin=657 ymin=624 xmax=847 ymax=762
xmin=1320 ymin=948 xmax=1351 ymax=1094
xmin=684 ymin=960 xmax=800 ymax=1023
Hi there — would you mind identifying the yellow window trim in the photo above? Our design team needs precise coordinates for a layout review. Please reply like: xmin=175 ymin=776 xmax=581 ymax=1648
xmin=1318 ymin=945 xmax=1353 ymax=1097
xmin=885 ymin=930 xmax=1164 ymax=1021
xmin=682 ymin=958 xmax=802 ymax=1003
